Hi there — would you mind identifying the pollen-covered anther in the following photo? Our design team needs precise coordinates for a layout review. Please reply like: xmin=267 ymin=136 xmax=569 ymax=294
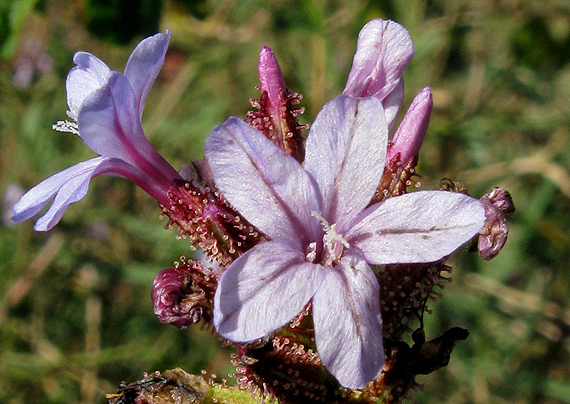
xmin=305 ymin=242 xmax=317 ymax=263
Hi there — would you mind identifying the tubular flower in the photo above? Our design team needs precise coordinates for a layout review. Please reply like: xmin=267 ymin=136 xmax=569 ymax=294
xmin=205 ymin=94 xmax=485 ymax=389
xmin=343 ymin=19 xmax=414 ymax=128
xmin=12 ymin=31 xmax=181 ymax=231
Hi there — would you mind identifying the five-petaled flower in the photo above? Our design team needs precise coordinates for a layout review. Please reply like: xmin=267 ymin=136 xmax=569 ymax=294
xmin=205 ymin=19 xmax=486 ymax=389
xmin=206 ymin=101 xmax=485 ymax=389
xmin=12 ymin=31 xmax=181 ymax=231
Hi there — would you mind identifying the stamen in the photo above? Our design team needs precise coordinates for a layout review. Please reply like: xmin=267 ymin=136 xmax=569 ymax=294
xmin=311 ymin=211 xmax=349 ymax=265
xmin=52 ymin=120 xmax=79 ymax=135
xmin=305 ymin=241 xmax=317 ymax=263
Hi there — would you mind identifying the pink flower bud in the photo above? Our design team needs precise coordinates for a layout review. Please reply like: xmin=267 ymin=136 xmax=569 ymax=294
xmin=387 ymin=87 xmax=433 ymax=165
xmin=246 ymin=46 xmax=305 ymax=161
xmin=258 ymin=45 xmax=287 ymax=123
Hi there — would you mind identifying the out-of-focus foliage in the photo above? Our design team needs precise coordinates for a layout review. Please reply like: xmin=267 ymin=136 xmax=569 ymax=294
xmin=1 ymin=0 xmax=570 ymax=403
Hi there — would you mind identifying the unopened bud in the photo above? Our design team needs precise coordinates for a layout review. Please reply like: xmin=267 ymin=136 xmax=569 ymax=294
xmin=258 ymin=45 xmax=287 ymax=118
xmin=386 ymin=87 xmax=433 ymax=165
xmin=151 ymin=259 xmax=218 ymax=328
xmin=246 ymin=46 xmax=305 ymax=161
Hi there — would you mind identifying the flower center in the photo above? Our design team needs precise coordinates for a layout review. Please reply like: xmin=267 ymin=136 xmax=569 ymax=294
xmin=309 ymin=211 xmax=350 ymax=266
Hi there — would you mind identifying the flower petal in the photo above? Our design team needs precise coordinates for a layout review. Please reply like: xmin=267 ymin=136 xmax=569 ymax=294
xmin=343 ymin=19 xmax=414 ymax=127
xmin=12 ymin=158 xmax=105 ymax=223
xmin=77 ymin=72 xmax=144 ymax=161
xmin=381 ymin=79 xmax=404 ymax=130
xmin=66 ymin=52 xmax=112 ymax=120
xmin=12 ymin=157 xmax=139 ymax=231
xmin=312 ymin=252 xmax=384 ymax=389
xmin=346 ymin=191 xmax=486 ymax=264
xmin=77 ymin=72 xmax=178 ymax=182
xmin=205 ymin=117 xmax=322 ymax=246
xmin=304 ymin=95 xmax=388 ymax=232
xmin=124 ymin=30 xmax=170 ymax=118
xmin=214 ymin=241 xmax=324 ymax=342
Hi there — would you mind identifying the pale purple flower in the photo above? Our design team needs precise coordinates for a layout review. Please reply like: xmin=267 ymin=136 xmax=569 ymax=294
xmin=343 ymin=19 xmax=414 ymax=128
xmin=12 ymin=31 xmax=181 ymax=231
xmin=205 ymin=95 xmax=485 ymax=389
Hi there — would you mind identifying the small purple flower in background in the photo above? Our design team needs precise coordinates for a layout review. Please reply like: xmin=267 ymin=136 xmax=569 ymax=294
xmin=206 ymin=93 xmax=485 ymax=388
xmin=12 ymin=31 xmax=182 ymax=231
xmin=2 ymin=184 xmax=25 ymax=227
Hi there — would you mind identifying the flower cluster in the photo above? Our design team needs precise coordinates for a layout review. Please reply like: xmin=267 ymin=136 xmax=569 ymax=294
xmin=12 ymin=18 xmax=511 ymax=404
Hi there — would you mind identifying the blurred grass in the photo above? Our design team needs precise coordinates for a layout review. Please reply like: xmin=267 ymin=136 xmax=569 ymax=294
xmin=1 ymin=0 xmax=570 ymax=403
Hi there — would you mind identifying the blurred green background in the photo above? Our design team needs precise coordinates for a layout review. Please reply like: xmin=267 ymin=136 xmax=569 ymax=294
xmin=1 ymin=0 xmax=570 ymax=403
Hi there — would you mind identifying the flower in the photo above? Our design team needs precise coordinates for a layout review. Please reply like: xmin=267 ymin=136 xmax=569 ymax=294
xmin=12 ymin=31 xmax=181 ymax=231
xmin=152 ymin=258 xmax=218 ymax=328
xmin=343 ymin=19 xmax=414 ymax=128
xmin=205 ymin=94 xmax=485 ymax=388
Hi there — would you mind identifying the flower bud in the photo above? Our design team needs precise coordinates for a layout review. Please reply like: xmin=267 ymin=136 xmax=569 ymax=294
xmin=151 ymin=259 xmax=218 ymax=328
xmin=246 ymin=46 xmax=305 ymax=161
xmin=387 ymin=87 xmax=433 ymax=165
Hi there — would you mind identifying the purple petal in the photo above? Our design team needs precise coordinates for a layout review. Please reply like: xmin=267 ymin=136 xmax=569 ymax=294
xmin=386 ymin=87 xmax=433 ymax=164
xmin=304 ymin=96 xmax=388 ymax=232
xmin=344 ymin=19 xmax=413 ymax=99
xmin=343 ymin=19 xmax=414 ymax=127
xmin=66 ymin=52 xmax=112 ymax=120
xmin=124 ymin=30 xmax=170 ymax=118
xmin=12 ymin=158 xmax=106 ymax=223
xmin=12 ymin=157 xmax=139 ymax=231
xmin=213 ymin=241 xmax=324 ymax=342
xmin=346 ymin=191 xmax=486 ymax=264
xmin=312 ymin=252 xmax=384 ymax=389
xmin=381 ymin=79 xmax=404 ymax=130
xmin=77 ymin=72 xmax=179 ymax=182
xmin=77 ymin=72 xmax=143 ymax=162
xmin=205 ymin=117 xmax=322 ymax=247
